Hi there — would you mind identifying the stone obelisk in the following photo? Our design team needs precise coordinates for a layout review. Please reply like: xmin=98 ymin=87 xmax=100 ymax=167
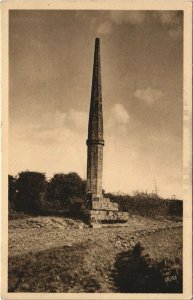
xmin=86 ymin=37 xmax=104 ymax=201
xmin=84 ymin=38 xmax=128 ymax=227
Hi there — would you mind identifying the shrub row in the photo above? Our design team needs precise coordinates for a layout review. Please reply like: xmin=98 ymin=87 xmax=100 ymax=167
xmin=105 ymin=193 xmax=182 ymax=218
xmin=9 ymin=172 xmax=182 ymax=217
xmin=9 ymin=171 xmax=86 ymax=215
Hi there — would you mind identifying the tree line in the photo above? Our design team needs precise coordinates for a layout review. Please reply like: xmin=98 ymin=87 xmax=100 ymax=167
xmin=105 ymin=192 xmax=183 ymax=218
xmin=9 ymin=171 xmax=86 ymax=214
xmin=8 ymin=171 xmax=183 ymax=218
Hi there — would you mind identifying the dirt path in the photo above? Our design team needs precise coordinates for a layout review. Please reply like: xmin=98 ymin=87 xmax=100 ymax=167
xmin=9 ymin=215 xmax=182 ymax=257
xmin=8 ymin=216 xmax=182 ymax=292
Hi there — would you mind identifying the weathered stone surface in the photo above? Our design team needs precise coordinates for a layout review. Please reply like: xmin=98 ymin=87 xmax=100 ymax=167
xmin=85 ymin=38 xmax=129 ymax=226
xmin=86 ymin=38 xmax=104 ymax=199
xmin=92 ymin=198 xmax=118 ymax=211
xmin=91 ymin=224 xmax=103 ymax=229
xmin=84 ymin=209 xmax=129 ymax=226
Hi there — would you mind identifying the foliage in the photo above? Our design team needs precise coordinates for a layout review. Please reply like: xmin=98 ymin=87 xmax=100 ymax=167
xmin=113 ymin=242 xmax=182 ymax=293
xmin=105 ymin=192 xmax=183 ymax=218
xmin=46 ymin=172 xmax=86 ymax=208
xmin=8 ymin=171 xmax=87 ymax=214
xmin=9 ymin=170 xmax=182 ymax=217
xmin=14 ymin=171 xmax=47 ymax=214
xmin=8 ymin=175 xmax=17 ymax=212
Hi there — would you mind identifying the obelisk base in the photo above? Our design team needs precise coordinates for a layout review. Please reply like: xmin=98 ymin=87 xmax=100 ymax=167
xmin=82 ymin=197 xmax=129 ymax=227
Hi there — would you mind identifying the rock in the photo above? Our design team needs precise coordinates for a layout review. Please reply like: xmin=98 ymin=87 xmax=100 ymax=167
xmin=49 ymin=282 xmax=59 ymax=288
xmin=115 ymin=241 xmax=121 ymax=246
xmin=20 ymin=283 xmax=30 ymax=290
xmin=130 ymin=241 xmax=135 ymax=247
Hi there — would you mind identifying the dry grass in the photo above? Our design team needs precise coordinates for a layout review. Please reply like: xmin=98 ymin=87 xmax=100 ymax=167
xmin=8 ymin=215 xmax=182 ymax=293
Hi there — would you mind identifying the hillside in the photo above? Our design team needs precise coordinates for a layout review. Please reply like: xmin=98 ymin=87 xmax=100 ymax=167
xmin=8 ymin=215 xmax=182 ymax=293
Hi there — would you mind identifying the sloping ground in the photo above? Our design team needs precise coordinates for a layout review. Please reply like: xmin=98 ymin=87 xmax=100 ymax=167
xmin=9 ymin=241 xmax=110 ymax=292
xmin=8 ymin=215 xmax=182 ymax=292
xmin=9 ymin=215 xmax=181 ymax=256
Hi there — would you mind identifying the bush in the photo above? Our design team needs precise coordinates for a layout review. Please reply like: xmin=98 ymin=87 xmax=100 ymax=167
xmin=105 ymin=192 xmax=182 ymax=218
xmin=45 ymin=172 xmax=86 ymax=210
xmin=8 ymin=175 xmax=17 ymax=212
xmin=8 ymin=171 xmax=87 ymax=215
xmin=14 ymin=171 xmax=47 ymax=214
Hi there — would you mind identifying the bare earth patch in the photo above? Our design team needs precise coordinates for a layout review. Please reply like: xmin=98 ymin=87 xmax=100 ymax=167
xmin=8 ymin=215 xmax=182 ymax=292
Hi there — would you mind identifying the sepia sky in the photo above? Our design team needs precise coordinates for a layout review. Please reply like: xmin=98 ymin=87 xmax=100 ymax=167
xmin=9 ymin=10 xmax=183 ymax=199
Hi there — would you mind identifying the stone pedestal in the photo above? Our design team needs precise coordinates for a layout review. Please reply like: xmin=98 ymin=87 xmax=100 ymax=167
xmin=82 ymin=197 xmax=129 ymax=227
xmin=92 ymin=197 xmax=118 ymax=211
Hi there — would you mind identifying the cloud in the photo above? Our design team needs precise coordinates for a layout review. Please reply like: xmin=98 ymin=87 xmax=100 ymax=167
xmin=9 ymin=109 xmax=88 ymax=178
xmin=157 ymin=11 xmax=181 ymax=25
xmin=97 ymin=21 xmax=113 ymax=35
xmin=111 ymin=103 xmax=130 ymax=124
xmin=40 ymin=110 xmax=66 ymax=131
xmin=109 ymin=11 xmax=146 ymax=25
xmin=95 ymin=11 xmax=182 ymax=38
xmin=168 ymin=27 xmax=183 ymax=40
xmin=10 ymin=109 xmax=87 ymax=144
xmin=105 ymin=103 xmax=129 ymax=137
xmin=36 ymin=109 xmax=87 ymax=134
xmin=134 ymin=87 xmax=164 ymax=105
xmin=9 ymin=107 xmax=182 ymax=199
xmin=96 ymin=11 xmax=146 ymax=35
xmin=155 ymin=11 xmax=183 ymax=40
xmin=67 ymin=109 xmax=87 ymax=132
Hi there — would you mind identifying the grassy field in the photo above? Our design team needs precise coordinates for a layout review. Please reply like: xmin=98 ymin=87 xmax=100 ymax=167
xmin=8 ymin=214 xmax=182 ymax=293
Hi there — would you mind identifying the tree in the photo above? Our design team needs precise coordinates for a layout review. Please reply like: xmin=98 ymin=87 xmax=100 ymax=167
xmin=46 ymin=172 xmax=86 ymax=208
xmin=15 ymin=171 xmax=47 ymax=214
xmin=8 ymin=175 xmax=17 ymax=212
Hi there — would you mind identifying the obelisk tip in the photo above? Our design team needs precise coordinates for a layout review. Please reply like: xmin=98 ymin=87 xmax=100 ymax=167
xmin=95 ymin=37 xmax=100 ymax=44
